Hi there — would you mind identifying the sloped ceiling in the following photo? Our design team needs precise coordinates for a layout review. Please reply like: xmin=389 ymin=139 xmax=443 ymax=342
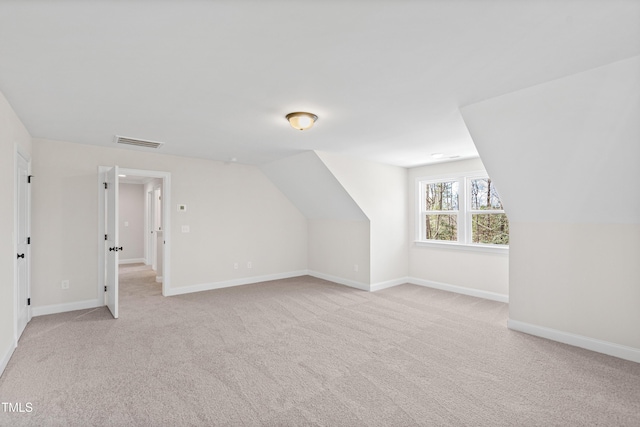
xmin=461 ymin=56 xmax=640 ymax=224
xmin=0 ymin=1 xmax=639 ymax=167
xmin=260 ymin=151 xmax=368 ymax=221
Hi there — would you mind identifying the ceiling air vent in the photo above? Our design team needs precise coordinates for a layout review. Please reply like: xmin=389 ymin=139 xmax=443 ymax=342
xmin=114 ymin=135 xmax=164 ymax=149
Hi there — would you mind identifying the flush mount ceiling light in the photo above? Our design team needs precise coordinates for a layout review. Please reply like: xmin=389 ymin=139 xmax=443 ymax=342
xmin=286 ymin=112 xmax=318 ymax=131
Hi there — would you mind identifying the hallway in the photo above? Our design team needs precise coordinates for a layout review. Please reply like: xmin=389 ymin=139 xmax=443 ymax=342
xmin=118 ymin=263 xmax=163 ymax=315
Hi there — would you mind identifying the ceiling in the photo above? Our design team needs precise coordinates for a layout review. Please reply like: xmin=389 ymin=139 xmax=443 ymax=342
xmin=0 ymin=1 xmax=638 ymax=168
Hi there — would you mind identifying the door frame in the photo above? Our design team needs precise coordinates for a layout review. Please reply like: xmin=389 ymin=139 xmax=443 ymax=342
xmin=98 ymin=167 xmax=171 ymax=299
xmin=14 ymin=144 xmax=31 ymax=343
xmin=145 ymin=189 xmax=154 ymax=266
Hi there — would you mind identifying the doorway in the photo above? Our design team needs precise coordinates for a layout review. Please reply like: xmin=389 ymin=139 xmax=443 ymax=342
xmin=98 ymin=166 xmax=171 ymax=318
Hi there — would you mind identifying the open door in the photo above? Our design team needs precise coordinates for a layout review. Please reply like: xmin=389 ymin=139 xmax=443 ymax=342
xmin=105 ymin=166 xmax=119 ymax=318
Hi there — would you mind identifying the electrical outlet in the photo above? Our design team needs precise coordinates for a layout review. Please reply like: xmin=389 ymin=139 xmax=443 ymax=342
xmin=247 ymin=261 xmax=252 ymax=269
xmin=61 ymin=280 xmax=69 ymax=289
xmin=233 ymin=262 xmax=238 ymax=270
xmin=354 ymin=264 xmax=359 ymax=272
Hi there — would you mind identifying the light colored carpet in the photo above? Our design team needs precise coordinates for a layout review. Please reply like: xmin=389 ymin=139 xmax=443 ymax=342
xmin=1 ymin=264 xmax=639 ymax=426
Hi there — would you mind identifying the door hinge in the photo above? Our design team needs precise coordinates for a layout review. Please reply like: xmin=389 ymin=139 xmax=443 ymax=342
xmin=104 ymin=182 xmax=108 ymax=189
xmin=27 ymin=237 xmax=31 ymax=244
xmin=28 ymin=175 xmax=33 ymax=183
xmin=27 ymin=298 xmax=30 ymax=306
xmin=105 ymin=234 xmax=108 ymax=241
xmin=104 ymin=286 xmax=107 ymax=292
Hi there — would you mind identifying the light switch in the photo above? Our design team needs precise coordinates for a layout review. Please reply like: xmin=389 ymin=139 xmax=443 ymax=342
xmin=182 ymin=225 xmax=190 ymax=233
xmin=124 ymin=221 xmax=129 ymax=227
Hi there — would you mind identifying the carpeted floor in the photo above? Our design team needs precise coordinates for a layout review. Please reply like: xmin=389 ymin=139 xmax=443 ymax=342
xmin=1 ymin=264 xmax=639 ymax=426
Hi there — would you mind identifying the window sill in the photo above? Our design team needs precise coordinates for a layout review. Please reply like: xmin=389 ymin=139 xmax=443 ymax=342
xmin=413 ymin=240 xmax=509 ymax=255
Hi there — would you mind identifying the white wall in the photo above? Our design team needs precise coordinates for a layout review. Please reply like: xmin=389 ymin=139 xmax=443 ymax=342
xmin=316 ymin=151 xmax=408 ymax=285
xmin=461 ymin=56 xmax=640 ymax=357
xmin=260 ymin=151 xmax=371 ymax=288
xmin=308 ymin=219 xmax=371 ymax=288
xmin=31 ymin=139 xmax=308 ymax=307
xmin=408 ymin=158 xmax=509 ymax=297
xmin=118 ymin=183 xmax=144 ymax=262
xmin=0 ymin=90 xmax=32 ymax=375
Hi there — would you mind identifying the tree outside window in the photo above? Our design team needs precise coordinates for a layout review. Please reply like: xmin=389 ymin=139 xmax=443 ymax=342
xmin=419 ymin=175 xmax=508 ymax=246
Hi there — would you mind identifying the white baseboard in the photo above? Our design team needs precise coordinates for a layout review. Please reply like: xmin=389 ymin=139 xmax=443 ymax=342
xmin=370 ymin=277 xmax=409 ymax=292
xmin=307 ymin=270 xmax=370 ymax=291
xmin=408 ymin=277 xmax=509 ymax=303
xmin=0 ymin=340 xmax=16 ymax=378
xmin=119 ymin=258 xmax=146 ymax=265
xmin=32 ymin=299 xmax=103 ymax=317
xmin=165 ymin=270 xmax=309 ymax=296
xmin=508 ymin=319 xmax=640 ymax=364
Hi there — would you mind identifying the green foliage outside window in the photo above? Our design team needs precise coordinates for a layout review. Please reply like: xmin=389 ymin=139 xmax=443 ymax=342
xmin=425 ymin=214 xmax=457 ymax=241
xmin=470 ymin=178 xmax=509 ymax=245
xmin=421 ymin=176 xmax=509 ymax=246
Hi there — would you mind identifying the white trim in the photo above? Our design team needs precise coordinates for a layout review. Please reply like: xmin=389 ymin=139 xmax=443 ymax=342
xmin=307 ymin=270 xmax=370 ymax=291
xmin=32 ymin=299 xmax=103 ymax=317
xmin=119 ymin=258 xmax=146 ymax=265
xmin=508 ymin=319 xmax=640 ymax=364
xmin=413 ymin=240 xmax=509 ymax=255
xmin=408 ymin=277 xmax=509 ymax=303
xmin=0 ymin=341 xmax=17 ymax=378
xmin=415 ymin=171 xmax=509 ymax=249
xmin=370 ymin=277 xmax=409 ymax=292
xmin=164 ymin=270 xmax=309 ymax=296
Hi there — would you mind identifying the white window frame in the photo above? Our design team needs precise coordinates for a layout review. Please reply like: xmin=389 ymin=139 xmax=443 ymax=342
xmin=415 ymin=171 xmax=509 ymax=254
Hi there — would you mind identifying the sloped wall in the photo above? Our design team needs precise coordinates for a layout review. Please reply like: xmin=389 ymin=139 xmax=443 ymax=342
xmin=461 ymin=56 xmax=640 ymax=357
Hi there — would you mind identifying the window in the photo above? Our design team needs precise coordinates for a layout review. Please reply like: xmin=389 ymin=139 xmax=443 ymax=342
xmin=418 ymin=174 xmax=509 ymax=247
xmin=469 ymin=178 xmax=509 ymax=245
xmin=423 ymin=181 xmax=458 ymax=241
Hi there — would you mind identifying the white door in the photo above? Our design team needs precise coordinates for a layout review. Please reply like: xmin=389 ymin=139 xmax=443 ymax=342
xmin=16 ymin=152 xmax=30 ymax=338
xmin=105 ymin=166 xmax=119 ymax=318
xmin=147 ymin=190 xmax=154 ymax=266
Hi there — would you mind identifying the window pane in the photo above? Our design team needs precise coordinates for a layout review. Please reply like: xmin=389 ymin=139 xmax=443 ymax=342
xmin=425 ymin=214 xmax=457 ymax=241
xmin=470 ymin=178 xmax=503 ymax=210
xmin=472 ymin=213 xmax=509 ymax=245
xmin=425 ymin=181 xmax=459 ymax=211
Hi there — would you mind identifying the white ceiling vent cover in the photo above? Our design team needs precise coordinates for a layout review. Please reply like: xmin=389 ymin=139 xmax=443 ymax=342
xmin=114 ymin=135 xmax=164 ymax=149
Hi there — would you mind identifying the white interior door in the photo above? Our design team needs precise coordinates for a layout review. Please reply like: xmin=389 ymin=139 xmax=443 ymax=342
xmin=105 ymin=166 xmax=119 ymax=318
xmin=16 ymin=151 xmax=30 ymax=338
xmin=146 ymin=190 xmax=154 ymax=266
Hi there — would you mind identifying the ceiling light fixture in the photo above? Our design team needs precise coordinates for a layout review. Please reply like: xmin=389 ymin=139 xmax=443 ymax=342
xmin=286 ymin=112 xmax=318 ymax=131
